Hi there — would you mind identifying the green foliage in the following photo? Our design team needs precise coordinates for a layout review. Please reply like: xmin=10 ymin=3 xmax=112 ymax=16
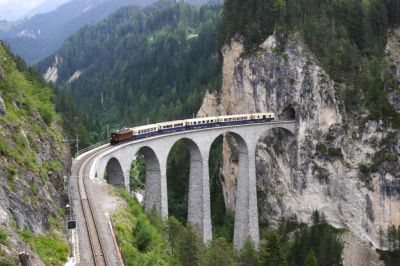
xmin=260 ymin=231 xmax=287 ymax=266
xmin=371 ymin=147 xmax=398 ymax=172
xmin=130 ymin=155 xmax=146 ymax=191
xmin=0 ymin=43 xmax=64 ymax=174
xmin=0 ymin=247 xmax=17 ymax=266
xmin=0 ymin=138 xmax=11 ymax=156
xmin=19 ymin=229 xmax=68 ymax=266
xmin=115 ymin=191 xmax=345 ymax=266
xmin=378 ymin=249 xmax=400 ymax=266
xmin=112 ymin=190 xmax=170 ymax=266
xmin=236 ymin=238 xmax=259 ymax=266
xmin=37 ymin=1 xmax=222 ymax=145
xmin=201 ymin=237 xmax=235 ymax=266
xmin=304 ymin=249 xmax=318 ymax=266
xmin=167 ymin=141 xmax=190 ymax=223
xmin=42 ymin=160 xmax=62 ymax=173
xmin=208 ymin=136 xmax=235 ymax=240
xmin=175 ymin=225 xmax=203 ymax=266
xmin=287 ymin=211 xmax=344 ymax=266
xmin=316 ymin=143 xmax=343 ymax=159
xmin=218 ymin=0 xmax=400 ymax=128
xmin=378 ymin=224 xmax=400 ymax=265
xmin=0 ymin=228 xmax=8 ymax=245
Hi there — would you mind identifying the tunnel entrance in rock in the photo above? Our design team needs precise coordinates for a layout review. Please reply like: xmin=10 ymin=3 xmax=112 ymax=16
xmin=282 ymin=105 xmax=296 ymax=120
xmin=104 ymin=158 xmax=125 ymax=189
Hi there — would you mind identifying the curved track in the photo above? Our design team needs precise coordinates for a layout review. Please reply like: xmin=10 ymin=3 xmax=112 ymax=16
xmin=73 ymin=146 xmax=116 ymax=266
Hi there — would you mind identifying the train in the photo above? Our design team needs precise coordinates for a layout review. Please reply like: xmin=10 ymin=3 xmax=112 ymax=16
xmin=110 ymin=113 xmax=275 ymax=145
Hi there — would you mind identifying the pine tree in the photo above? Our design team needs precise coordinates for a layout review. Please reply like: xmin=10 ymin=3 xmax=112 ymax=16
xmin=201 ymin=237 xmax=235 ymax=266
xmin=304 ymin=249 xmax=318 ymax=266
xmin=177 ymin=225 xmax=203 ymax=266
xmin=260 ymin=232 xmax=287 ymax=266
xmin=379 ymin=226 xmax=385 ymax=249
xmin=236 ymin=238 xmax=259 ymax=266
xmin=312 ymin=210 xmax=320 ymax=225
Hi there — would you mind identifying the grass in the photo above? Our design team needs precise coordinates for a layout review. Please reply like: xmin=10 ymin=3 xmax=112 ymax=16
xmin=19 ymin=229 xmax=68 ymax=266
xmin=0 ymin=228 xmax=8 ymax=246
xmin=0 ymin=43 xmax=64 ymax=174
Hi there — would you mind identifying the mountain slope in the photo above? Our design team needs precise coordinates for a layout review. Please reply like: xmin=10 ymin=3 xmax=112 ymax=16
xmin=0 ymin=0 xmax=159 ymax=64
xmin=195 ymin=0 xmax=400 ymax=263
xmin=37 ymin=0 xmax=222 ymax=142
xmin=0 ymin=42 xmax=69 ymax=265
xmin=22 ymin=0 xmax=72 ymax=19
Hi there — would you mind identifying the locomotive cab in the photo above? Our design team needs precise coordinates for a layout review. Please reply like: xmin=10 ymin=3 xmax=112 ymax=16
xmin=110 ymin=128 xmax=134 ymax=145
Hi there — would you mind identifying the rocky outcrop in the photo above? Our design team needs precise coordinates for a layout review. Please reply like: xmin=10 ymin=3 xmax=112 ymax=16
xmin=341 ymin=232 xmax=384 ymax=266
xmin=198 ymin=32 xmax=400 ymax=252
xmin=0 ymin=95 xmax=5 ymax=116
xmin=43 ymin=55 xmax=62 ymax=83
xmin=0 ymin=44 xmax=70 ymax=264
xmin=68 ymin=70 xmax=82 ymax=83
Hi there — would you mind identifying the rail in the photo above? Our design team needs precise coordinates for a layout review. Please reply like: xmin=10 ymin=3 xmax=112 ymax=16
xmin=75 ymin=140 xmax=109 ymax=158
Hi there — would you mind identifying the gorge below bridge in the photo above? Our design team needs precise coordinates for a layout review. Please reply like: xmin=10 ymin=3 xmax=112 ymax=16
xmin=76 ymin=120 xmax=296 ymax=250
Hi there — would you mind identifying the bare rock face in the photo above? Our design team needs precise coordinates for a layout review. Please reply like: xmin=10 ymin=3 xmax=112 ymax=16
xmin=198 ymin=32 xmax=400 ymax=251
xmin=197 ymin=91 xmax=221 ymax=117
xmin=43 ymin=55 xmax=62 ymax=83
xmin=341 ymin=232 xmax=384 ymax=266
xmin=0 ymin=95 xmax=5 ymax=116
xmin=19 ymin=252 xmax=45 ymax=266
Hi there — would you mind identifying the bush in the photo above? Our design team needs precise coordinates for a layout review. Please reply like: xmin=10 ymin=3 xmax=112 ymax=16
xmin=0 ymin=228 xmax=8 ymax=245
xmin=316 ymin=143 xmax=343 ymax=159
xmin=0 ymin=138 xmax=11 ymax=157
xmin=112 ymin=190 xmax=170 ymax=266
xmin=37 ymin=104 xmax=55 ymax=126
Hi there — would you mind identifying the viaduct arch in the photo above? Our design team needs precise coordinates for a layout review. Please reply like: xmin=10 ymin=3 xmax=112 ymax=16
xmin=93 ymin=121 xmax=296 ymax=249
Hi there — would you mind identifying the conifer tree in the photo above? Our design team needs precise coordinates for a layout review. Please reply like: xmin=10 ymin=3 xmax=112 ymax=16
xmin=304 ymin=249 xmax=318 ymax=266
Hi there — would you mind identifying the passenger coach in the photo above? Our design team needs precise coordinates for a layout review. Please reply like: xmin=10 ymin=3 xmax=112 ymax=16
xmin=110 ymin=113 xmax=275 ymax=145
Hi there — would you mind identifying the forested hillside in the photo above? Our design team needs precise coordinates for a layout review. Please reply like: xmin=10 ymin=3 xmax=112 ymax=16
xmin=37 ymin=0 xmax=222 ymax=144
xmin=218 ymin=0 xmax=400 ymax=129
xmin=0 ymin=0 xmax=159 ymax=64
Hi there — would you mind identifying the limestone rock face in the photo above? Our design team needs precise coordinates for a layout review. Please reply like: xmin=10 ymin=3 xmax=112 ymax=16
xmin=198 ymin=32 xmax=400 ymax=252
xmin=43 ymin=55 xmax=62 ymax=83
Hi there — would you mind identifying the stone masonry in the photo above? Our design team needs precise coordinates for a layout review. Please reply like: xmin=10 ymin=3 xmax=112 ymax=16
xmin=88 ymin=121 xmax=296 ymax=249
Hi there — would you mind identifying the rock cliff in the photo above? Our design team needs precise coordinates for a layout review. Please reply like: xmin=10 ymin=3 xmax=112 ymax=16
xmin=0 ymin=44 xmax=70 ymax=265
xmin=198 ymin=31 xmax=400 ymax=258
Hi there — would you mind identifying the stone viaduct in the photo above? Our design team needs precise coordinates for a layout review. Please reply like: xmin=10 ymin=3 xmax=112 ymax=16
xmin=88 ymin=121 xmax=296 ymax=249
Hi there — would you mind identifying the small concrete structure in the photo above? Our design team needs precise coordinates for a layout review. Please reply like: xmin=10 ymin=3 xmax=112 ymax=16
xmin=89 ymin=121 xmax=296 ymax=249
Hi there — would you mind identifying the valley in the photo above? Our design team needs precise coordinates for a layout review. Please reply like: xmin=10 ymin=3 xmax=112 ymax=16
xmin=0 ymin=0 xmax=400 ymax=265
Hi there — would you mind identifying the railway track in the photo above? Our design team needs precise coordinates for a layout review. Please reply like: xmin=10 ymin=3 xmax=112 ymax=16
xmin=75 ymin=148 xmax=113 ymax=266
